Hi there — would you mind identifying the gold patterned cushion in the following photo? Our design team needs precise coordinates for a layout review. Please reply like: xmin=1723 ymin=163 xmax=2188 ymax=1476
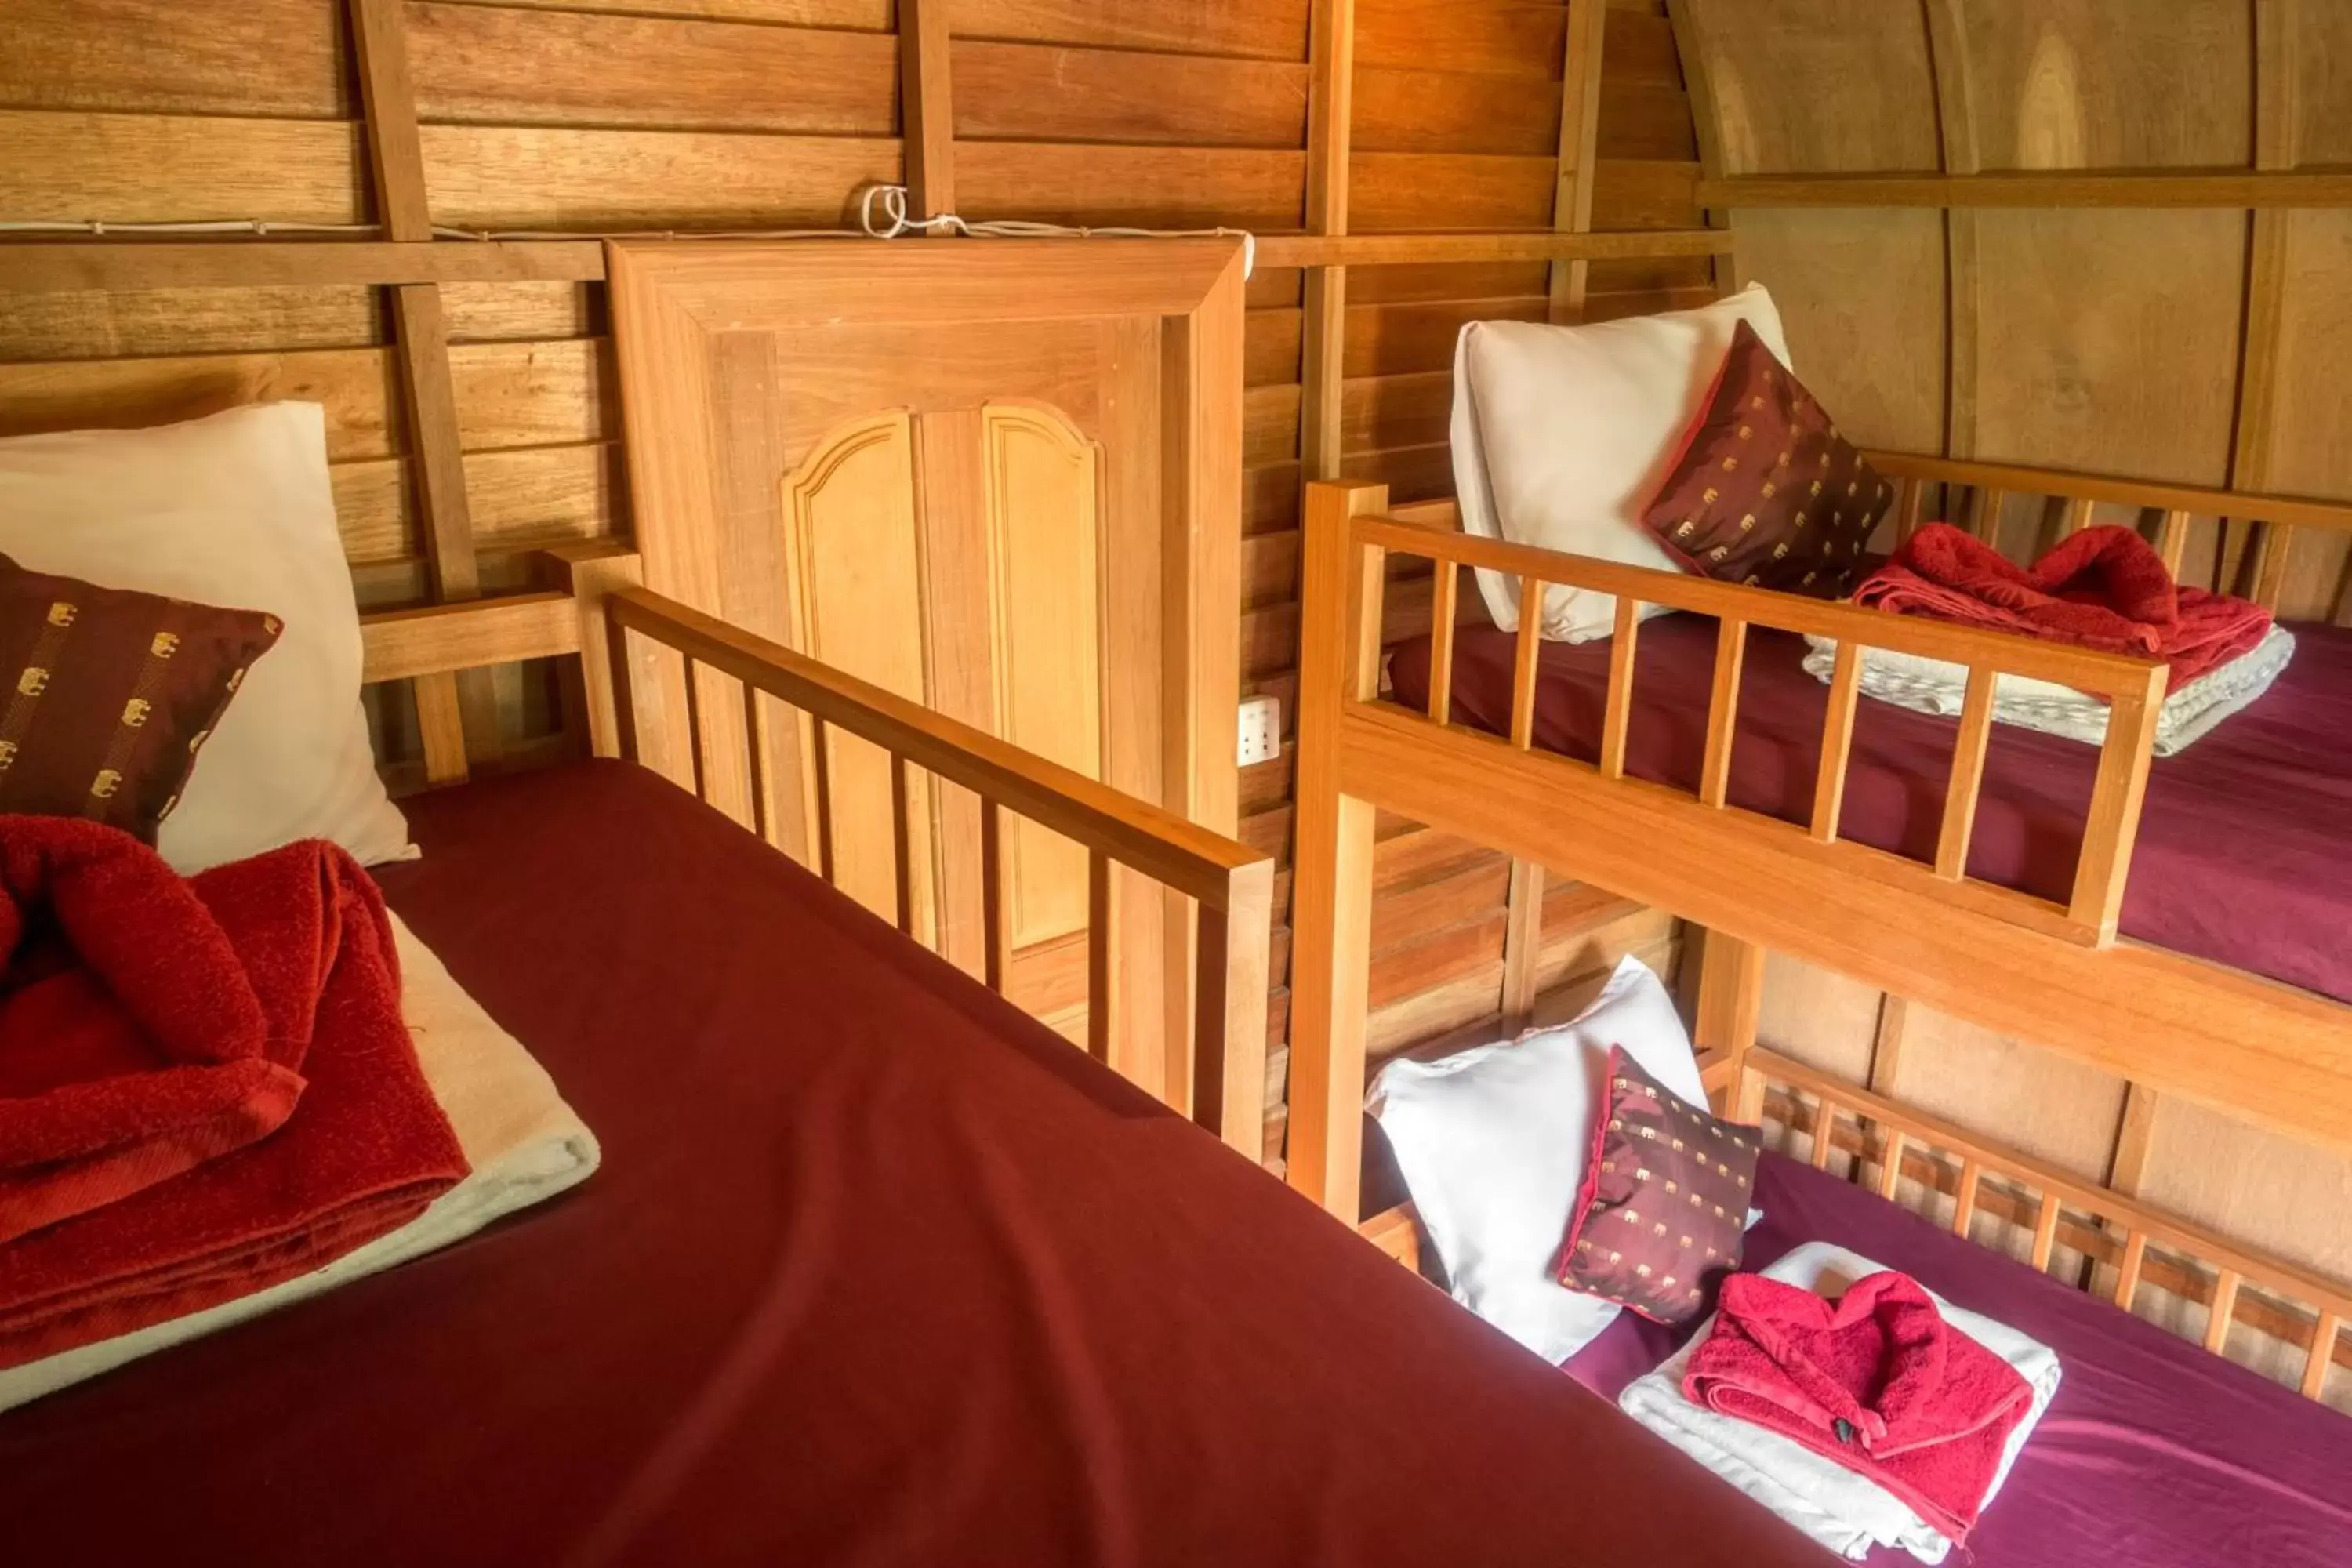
xmin=0 ymin=556 xmax=281 ymax=842
xmin=1555 ymin=1046 xmax=1759 ymax=1327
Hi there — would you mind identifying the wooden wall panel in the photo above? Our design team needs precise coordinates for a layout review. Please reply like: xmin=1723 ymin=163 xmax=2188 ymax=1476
xmin=950 ymin=42 xmax=1308 ymax=147
xmin=1953 ymin=0 xmax=2252 ymax=172
xmin=947 ymin=0 xmax=1312 ymax=60
xmin=2293 ymin=4 xmax=2352 ymax=165
xmin=0 ymin=0 xmax=351 ymax=118
xmin=0 ymin=111 xmax=364 ymax=225
xmin=1967 ymin=209 xmax=2245 ymax=485
xmin=419 ymin=127 xmax=900 ymax=230
xmin=2252 ymin=211 xmax=2352 ymax=619
xmin=1733 ymin=208 xmax=1946 ymax=452
xmin=1675 ymin=0 xmax=1939 ymax=175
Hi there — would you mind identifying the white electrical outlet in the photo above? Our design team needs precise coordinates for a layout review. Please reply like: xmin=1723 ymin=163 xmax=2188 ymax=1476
xmin=1237 ymin=695 xmax=1283 ymax=767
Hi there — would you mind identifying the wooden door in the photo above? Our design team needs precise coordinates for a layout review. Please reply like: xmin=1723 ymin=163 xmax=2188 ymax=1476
xmin=608 ymin=239 xmax=1247 ymax=1108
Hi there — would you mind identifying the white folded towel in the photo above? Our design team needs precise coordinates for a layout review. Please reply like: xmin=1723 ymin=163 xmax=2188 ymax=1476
xmin=1619 ymin=1242 xmax=2062 ymax=1564
xmin=1803 ymin=623 xmax=2295 ymax=757
xmin=0 ymin=912 xmax=600 ymax=1412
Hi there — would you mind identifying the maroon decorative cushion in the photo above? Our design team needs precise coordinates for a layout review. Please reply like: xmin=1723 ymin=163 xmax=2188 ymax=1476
xmin=1641 ymin=319 xmax=1893 ymax=598
xmin=1556 ymin=1047 xmax=1759 ymax=1326
xmin=0 ymin=556 xmax=281 ymax=842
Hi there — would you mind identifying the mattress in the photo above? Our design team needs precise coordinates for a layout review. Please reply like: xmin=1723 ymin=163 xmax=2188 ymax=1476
xmin=1388 ymin=616 xmax=2352 ymax=1003
xmin=0 ymin=760 xmax=1826 ymax=1568
xmin=1562 ymin=1152 xmax=2352 ymax=1567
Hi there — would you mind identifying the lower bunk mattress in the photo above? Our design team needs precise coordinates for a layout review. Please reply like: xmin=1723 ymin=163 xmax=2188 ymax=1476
xmin=1561 ymin=1152 xmax=2352 ymax=1567
xmin=1388 ymin=616 xmax=2352 ymax=1003
xmin=0 ymin=760 xmax=1827 ymax=1568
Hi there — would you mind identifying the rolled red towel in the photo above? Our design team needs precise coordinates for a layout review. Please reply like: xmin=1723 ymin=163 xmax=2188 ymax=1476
xmin=0 ymin=823 xmax=466 ymax=1369
xmin=1852 ymin=521 xmax=2273 ymax=691
xmin=1684 ymin=1269 xmax=2035 ymax=1546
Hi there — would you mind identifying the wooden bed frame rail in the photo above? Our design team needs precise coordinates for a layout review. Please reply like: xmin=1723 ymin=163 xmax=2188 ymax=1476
xmin=601 ymin=585 xmax=1277 ymax=1160
xmin=1287 ymin=476 xmax=2352 ymax=1231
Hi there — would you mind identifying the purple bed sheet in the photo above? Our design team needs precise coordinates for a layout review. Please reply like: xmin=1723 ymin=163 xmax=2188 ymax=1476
xmin=1388 ymin=616 xmax=2352 ymax=1003
xmin=1562 ymin=1152 xmax=2352 ymax=1567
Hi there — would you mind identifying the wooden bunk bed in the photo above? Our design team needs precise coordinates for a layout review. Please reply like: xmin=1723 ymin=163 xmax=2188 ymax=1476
xmin=1286 ymin=464 xmax=2352 ymax=1401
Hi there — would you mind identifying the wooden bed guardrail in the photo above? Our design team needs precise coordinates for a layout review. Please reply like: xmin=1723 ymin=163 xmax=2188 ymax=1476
xmin=1329 ymin=485 xmax=2171 ymax=951
xmin=1359 ymin=1044 xmax=2352 ymax=1403
xmin=600 ymin=585 xmax=1277 ymax=1161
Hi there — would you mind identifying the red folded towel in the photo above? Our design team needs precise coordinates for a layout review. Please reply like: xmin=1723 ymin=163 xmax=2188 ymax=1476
xmin=1852 ymin=521 xmax=2273 ymax=691
xmin=1684 ymin=1269 xmax=2034 ymax=1546
xmin=0 ymin=823 xmax=466 ymax=1370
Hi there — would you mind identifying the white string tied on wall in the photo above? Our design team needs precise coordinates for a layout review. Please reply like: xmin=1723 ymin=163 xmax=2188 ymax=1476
xmin=0 ymin=186 xmax=1258 ymax=279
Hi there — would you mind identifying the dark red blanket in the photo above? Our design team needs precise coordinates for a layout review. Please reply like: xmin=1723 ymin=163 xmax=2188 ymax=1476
xmin=1853 ymin=522 xmax=2271 ymax=690
xmin=0 ymin=825 xmax=466 ymax=1370
xmin=1686 ymin=1269 xmax=2034 ymax=1544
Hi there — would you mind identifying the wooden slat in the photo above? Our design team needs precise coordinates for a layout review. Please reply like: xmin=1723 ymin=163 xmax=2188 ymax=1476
xmin=1698 ymin=617 xmax=1744 ymax=807
xmin=981 ymin=799 xmax=1009 ymax=994
xmin=2030 ymin=1192 xmax=2063 ymax=1271
xmin=1087 ymin=846 xmax=1116 ymax=1063
xmin=1862 ymin=449 xmax=2352 ymax=539
xmin=1967 ymin=487 xmax=2006 ymax=543
xmin=890 ymin=753 xmax=916 ymax=938
xmin=2250 ymin=521 xmax=2296 ymax=610
xmin=1809 ymin=640 xmax=1861 ymax=842
xmin=414 ymin=670 xmax=468 ymax=787
xmin=809 ymin=716 xmax=837 ymax=884
xmin=1809 ymin=1094 xmax=1836 ymax=1171
xmin=2159 ymin=509 xmax=2193 ymax=575
xmin=742 ymin=684 xmax=773 ymax=845
xmin=899 ymin=0 xmax=956 ymax=220
xmin=1548 ymin=0 xmax=1609 ymax=321
xmin=1933 ymin=668 xmax=1997 ymax=880
xmin=1508 ymin=577 xmax=1543 ymax=749
xmin=2059 ymin=495 xmax=2097 ymax=539
xmin=1951 ymin=1159 xmax=1984 ymax=1237
xmin=1253 ymin=230 xmax=1736 ymax=268
xmin=2307 ymin=1313 xmax=2343 ymax=1400
xmin=2204 ymin=1269 xmax=2244 ymax=1354
xmin=1425 ymin=561 xmax=1457 ymax=725
xmin=1598 ymin=593 xmax=1639 ymax=779
xmin=681 ymin=655 xmax=709 ymax=802
xmin=1700 ymin=171 xmax=2352 ymax=209
xmin=0 ymin=241 xmax=607 ymax=293
xmin=1876 ymin=1129 xmax=1907 ymax=1200
xmin=2113 ymin=1230 xmax=2149 ymax=1309
xmin=359 ymin=591 xmax=581 ymax=683
xmin=1497 ymin=858 xmax=1547 ymax=1022
xmin=2067 ymin=671 xmax=2165 ymax=940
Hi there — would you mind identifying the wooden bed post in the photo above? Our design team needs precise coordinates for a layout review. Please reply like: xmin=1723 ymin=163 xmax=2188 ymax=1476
xmin=1288 ymin=480 xmax=1390 ymax=1225
xmin=1695 ymin=929 xmax=1765 ymax=1121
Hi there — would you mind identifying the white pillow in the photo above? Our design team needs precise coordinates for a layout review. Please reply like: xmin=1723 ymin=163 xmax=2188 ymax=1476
xmin=1368 ymin=954 xmax=1705 ymax=1364
xmin=0 ymin=403 xmax=412 ymax=872
xmin=1451 ymin=283 xmax=1794 ymax=643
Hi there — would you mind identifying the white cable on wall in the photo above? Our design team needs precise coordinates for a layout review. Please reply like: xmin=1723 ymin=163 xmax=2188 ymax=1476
xmin=0 ymin=185 xmax=1258 ymax=278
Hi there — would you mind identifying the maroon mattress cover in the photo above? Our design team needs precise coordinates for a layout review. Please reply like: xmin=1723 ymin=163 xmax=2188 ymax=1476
xmin=0 ymin=761 xmax=1828 ymax=1568
xmin=1388 ymin=616 xmax=2352 ymax=1002
xmin=1560 ymin=1152 xmax=2352 ymax=1567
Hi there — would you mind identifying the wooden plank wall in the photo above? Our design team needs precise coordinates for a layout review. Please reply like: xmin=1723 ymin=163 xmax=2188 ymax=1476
xmin=1671 ymin=0 xmax=2352 ymax=1405
xmin=0 ymin=0 xmax=1718 ymax=1167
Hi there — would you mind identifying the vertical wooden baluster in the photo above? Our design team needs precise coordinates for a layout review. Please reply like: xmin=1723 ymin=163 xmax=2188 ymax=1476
xmin=1599 ymin=596 xmax=1641 ymax=778
xmin=1896 ymin=478 xmax=1927 ymax=546
xmin=1699 ymin=618 xmax=1746 ymax=807
xmin=742 ymin=684 xmax=771 ymax=846
xmin=1426 ymin=559 xmax=1458 ymax=725
xmin=2058 ymin=494 xmax=2097 ymax=539
xmin=2252 ymin=521 xmax=2295 ymax=611
xmin=808 ymin=717 xmax=836 ymax=884
xmin=1195 ymin=858 xmax=1273 ymax=1159
xmin=2070 ymin=666 xmax=2165 ymax=941
xmin=1950 ymin=1160 xmax=1984 ymax=1238
xmin=2030 ymin=1192 xmax=2062 ymax=1271
xmin=1809 ymin=1094 xmax=1836 ymax=1171
xmin=1935 ymin=666 xmax=1997 ymax=880
xmin=1087 ymin=848 xmax=1117 ymax=1065
xmin=980 ymin=800 xmax=1009 ymax=995
xmin=2204 ymin=1269 xmax=2244 ymax=1354
xmin=1810 ymin=640 xmax=1863 ymax=842
xmin=605 ymin=618 xmax=641 ymax=764
xmin=1352 ymin=539 xmax=1388 ymax=701
xmin=681 ymin=656 xmax=708 ymax=804
xmin=2112 ymin=1229 xmax=2148 ymax=1309
xmin=2305 ymin=1312 xmax=2343 ymax=1400
xmin=2158 ymin=509 xmax=2193 ymax=576
xmin=1969 ymin=487 xmax=2006 ymax=544
xmin=1509 ymin=577 xmax=1544 ymax=749
xmin=890 ymin=753 xmax=916 ymax=938
xmin=1875 ymin=1129 xmax=1907 ymax=1199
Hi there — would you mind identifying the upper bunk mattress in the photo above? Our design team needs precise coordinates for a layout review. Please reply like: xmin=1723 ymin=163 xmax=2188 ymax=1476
xmin=0 ymin=760 xmax=1826 ymax=1568
xmin=1389 ymin=617 xmax=2352 ymax=1003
